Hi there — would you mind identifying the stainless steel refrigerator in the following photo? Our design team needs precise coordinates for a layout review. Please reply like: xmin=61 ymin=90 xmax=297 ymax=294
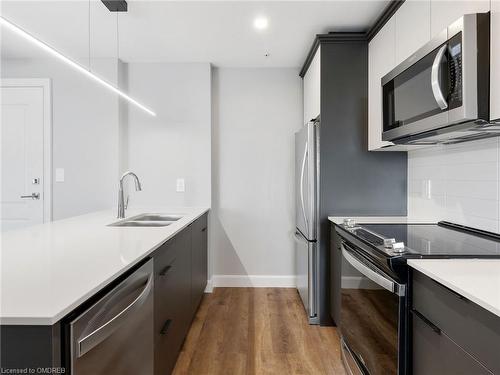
xmin=294 ymin=119 xmax=319 ymax=324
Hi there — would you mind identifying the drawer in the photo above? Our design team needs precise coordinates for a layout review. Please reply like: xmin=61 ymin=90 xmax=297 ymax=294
xmin=154 ymin=239 xmax=178 ymax=278
xmin=412 ymin=270 xmax=500 ymax=374
xmin=155 ymin=314 xmax=184 ymax=375
xmin=412 ymin=311 xmax=492 ymax=375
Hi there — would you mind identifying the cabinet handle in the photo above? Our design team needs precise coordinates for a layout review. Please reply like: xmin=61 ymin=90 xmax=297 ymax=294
xmin=159 ymin=259 xmax=175 ymax=276
xmin=411 ymin=309 xmax=441 ymax=334
xmin=201 ymin=227 xmax=207 ymax=232
xmin=160 ymin=319 xmax=172 ymax=335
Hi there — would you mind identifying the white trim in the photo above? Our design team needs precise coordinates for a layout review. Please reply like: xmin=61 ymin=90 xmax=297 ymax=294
xmin=212 ymin=275 xmax=296 ymax=288
xmin=204 ymin=279 xmax=214 ymax=293
xmin=1 ymin=78 xmax=52 ymax=222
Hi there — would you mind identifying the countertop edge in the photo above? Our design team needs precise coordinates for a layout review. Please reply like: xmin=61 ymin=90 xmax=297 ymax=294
xmin=0 ymin=208 xmax=210 ymax=326
xmin=408 ymin=259 xmax=500 ymax=318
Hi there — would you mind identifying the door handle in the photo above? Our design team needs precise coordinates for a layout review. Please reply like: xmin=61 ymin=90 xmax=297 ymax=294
xmin=159 ymin=259 xmax=176 ymax=276
xmin=431 ymin=44 xmax=448 ymax=110
xmin=77 ymin=272 xmax=153 ymax=357
xmin=160 ymin=319 xmax=172 ymax=335
xmin=300 ymin=143 xmax=309 ymax=234
xmin=341 ymin=243 xmax=405 ymax=297
xmin=20 ymin=193 xmax=40 ymax=200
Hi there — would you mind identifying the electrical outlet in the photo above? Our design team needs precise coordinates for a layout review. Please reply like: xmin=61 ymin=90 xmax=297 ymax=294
xmin=176 ymin=178 xmax=185 ymax=192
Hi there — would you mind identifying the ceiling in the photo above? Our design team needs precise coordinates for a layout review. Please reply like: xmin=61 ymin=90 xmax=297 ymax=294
xmin=1 ymin=0 xmax=389 ymax=68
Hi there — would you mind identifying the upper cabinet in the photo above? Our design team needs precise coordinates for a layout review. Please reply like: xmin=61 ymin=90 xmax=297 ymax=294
xmin=368 ymin=18 xmax=396 ymax=151
xmin=492 ymin=0 xmax=500 ymax=121
xmin=430 ymin=0 xmax=490 ymax=37
xmin=303 ymin=46 xmax=321 ymax=124
xmin=395 ymin=0 xmax=431 ymax=65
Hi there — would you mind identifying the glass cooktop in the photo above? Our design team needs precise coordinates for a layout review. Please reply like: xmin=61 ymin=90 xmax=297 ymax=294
xmin=346 ymin=222 xmax=500 ymax=258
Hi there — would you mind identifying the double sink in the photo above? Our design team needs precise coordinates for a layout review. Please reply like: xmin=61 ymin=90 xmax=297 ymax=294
xmin=109 ymin=213 xmax=183 ymax=227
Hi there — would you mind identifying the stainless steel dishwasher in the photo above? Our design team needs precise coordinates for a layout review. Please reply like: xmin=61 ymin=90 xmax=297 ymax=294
xmin=70 ymin=259 xmax=154 ymax=375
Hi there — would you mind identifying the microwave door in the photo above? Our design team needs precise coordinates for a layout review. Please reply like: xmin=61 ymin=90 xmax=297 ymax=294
xmin=382 ymin=42 xmax=452 ymax=142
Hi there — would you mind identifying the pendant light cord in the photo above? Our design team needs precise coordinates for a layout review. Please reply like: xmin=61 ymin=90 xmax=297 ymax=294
xmin=88 ymin=0 xmax=91 ymax=72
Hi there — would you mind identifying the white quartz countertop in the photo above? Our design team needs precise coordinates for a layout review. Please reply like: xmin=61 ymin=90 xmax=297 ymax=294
xmin=408 ymin=259 xmax=500 ymax=318
xmin=0 ymin=207 xmax=209 ymax=325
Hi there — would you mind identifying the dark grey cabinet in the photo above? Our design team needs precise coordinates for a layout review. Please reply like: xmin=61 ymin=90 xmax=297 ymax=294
xmin=412 ymin=311 xmax=491 ymax=375
xmin=153 ymin=228 xmax=191 ymax=375
xmin=329 ymin=223 xmax=341 ymax=326
xmin=190 ymin=213 xmax=208 ymax=315
xmin=153 ymin=213 xmax=208 ymax=375
xmin=411 ymin=270 xmax=499 ymax=375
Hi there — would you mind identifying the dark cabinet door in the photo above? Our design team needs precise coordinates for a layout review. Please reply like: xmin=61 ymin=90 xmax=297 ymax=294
xmin=190 ymin=213 xmax=208 ymax=315
xmin=153 ymin=228 xmax=192 ymax=375
xmin=413 ymin=270 xmax=500 ymax=374
xmin=412 ymin=311 xmax=492 ymax=375
xmin=330 ymin=224 xmax=341 ymax=326
xmin=153 ymin=214 xmax=207 ymax=375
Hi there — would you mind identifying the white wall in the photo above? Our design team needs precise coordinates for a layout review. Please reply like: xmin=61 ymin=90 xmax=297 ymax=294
xmin=407 ymin=138 xmax=500 ymax=233
xmin=122 ymin=63 xmax=211 ymax=208
xmin=211 ymin=68 xmax=303 ymax=285
xmin=1 ymin=58 xmax=119 ymax=220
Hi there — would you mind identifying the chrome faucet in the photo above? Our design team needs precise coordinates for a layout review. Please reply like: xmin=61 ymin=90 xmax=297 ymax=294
xmin=117 ymin=171 xmax=142 ymax=219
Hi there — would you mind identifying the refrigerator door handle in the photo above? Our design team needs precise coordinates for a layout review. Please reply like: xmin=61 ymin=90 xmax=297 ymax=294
xmin=300 ymin=142 xmax=309 ymax=234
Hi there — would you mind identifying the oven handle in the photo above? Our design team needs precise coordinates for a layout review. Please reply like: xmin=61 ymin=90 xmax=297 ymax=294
xmin=341 ymin=243 xmax=405 ymax=297
xmin=431 ymin=44 xmax=449 ymax=110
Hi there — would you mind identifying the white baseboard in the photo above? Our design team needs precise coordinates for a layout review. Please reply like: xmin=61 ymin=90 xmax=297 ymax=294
xmin=204 ymin=279 xmax=214 ymax=293
xmin=212 ymin=274 xmax=296 ymax=288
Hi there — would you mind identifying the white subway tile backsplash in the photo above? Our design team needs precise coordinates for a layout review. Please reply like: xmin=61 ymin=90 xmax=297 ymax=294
xmin=445 ymin=196 xmax=499 ymax=220
xmin=445 ymin=162 xmax=499 ymax=181
xmin=407 ymin=138 xmax=500 ymax=233
xmin=445 ymin=180 xmax=498 ymax=201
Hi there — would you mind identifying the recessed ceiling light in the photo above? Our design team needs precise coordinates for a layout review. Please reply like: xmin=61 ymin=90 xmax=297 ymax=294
xmin=254 ymin=17 xmax=268 ymax=30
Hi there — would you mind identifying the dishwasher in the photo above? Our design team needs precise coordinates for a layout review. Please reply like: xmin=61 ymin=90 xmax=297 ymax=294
xmin=69 ymin=259 xmax=154 ymax=375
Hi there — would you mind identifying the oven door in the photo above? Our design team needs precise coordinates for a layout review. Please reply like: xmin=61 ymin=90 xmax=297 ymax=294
xmin=382 ymin=29 xmax=465 ymax=142
xmin=340 ymin=242 xmax=406 ymax=375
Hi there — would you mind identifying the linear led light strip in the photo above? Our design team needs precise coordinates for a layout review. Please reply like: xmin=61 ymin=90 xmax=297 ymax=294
xmin=0 ymin=16 xmax=156 ymax=117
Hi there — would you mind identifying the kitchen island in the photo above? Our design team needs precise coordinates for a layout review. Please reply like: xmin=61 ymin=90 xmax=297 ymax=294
xmin=1 ymin=207 xmax=209 ymax=374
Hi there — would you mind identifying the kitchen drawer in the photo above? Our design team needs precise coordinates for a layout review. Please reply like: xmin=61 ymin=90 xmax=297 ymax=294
xmin=412 ymin=311 xmax=492 ymax=375
xmin=154 ymin=238 xmax=178 ymax=278
xmin=155 ymin=313 xmax=184 ymax=375
xmin=412 ymin=270 xmax=500 ymax=374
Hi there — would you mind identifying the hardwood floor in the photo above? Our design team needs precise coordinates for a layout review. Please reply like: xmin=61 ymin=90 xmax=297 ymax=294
xmin=172 ymin=288 xmax=346 ymax=375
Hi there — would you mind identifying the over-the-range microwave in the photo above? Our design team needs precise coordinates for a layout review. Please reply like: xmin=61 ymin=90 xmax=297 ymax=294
xmin=381 ymin=13 xmax=500 ymax=145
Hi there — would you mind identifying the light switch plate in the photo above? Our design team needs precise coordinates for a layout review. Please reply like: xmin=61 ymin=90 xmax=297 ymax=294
xmin=55 ymin=168 xmax=65 ymax=182
xmin=176 ymin=178 xmax=185 ymax=192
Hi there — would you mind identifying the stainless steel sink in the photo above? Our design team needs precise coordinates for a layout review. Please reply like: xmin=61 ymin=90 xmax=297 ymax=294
xmin=108 ymin=213 xmax=184 ymax=228
xmin=109 ymin=221 xmax=172 ymax=227
xmin=133 ymin=214 xmax=183 ymax=222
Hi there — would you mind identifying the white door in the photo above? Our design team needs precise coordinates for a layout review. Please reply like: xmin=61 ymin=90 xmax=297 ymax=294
xmin=1 ymin=86 xmax=45 ymax=231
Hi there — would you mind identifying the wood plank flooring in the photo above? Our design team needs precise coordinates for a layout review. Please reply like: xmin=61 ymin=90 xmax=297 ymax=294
xmin=172 ymin=288 xmax=346 ymax=375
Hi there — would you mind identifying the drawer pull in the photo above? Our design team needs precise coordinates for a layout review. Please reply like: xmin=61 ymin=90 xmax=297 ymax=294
xmin=412 ymin=309 xmax=441 ymax=334
xmin=160 ymin=319 xmax=172 ymax=335
xmin=159 ymin=259 xmax=176 ymax=276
